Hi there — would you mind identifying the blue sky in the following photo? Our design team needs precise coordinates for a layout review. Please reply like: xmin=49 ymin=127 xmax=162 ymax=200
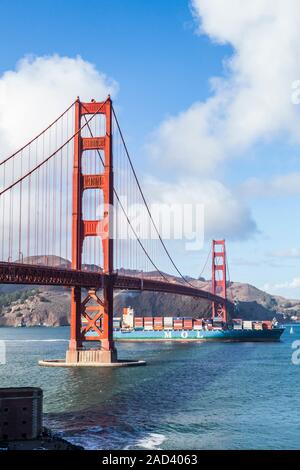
xmin=1 ymin=0 xmax=300 ymax=299
xmin=0 ymin=0 xmax=232 ymax=163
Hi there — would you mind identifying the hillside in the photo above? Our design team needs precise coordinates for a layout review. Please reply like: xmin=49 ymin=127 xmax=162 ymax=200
xmin=0 ymin=273 xmax=299 ymax=327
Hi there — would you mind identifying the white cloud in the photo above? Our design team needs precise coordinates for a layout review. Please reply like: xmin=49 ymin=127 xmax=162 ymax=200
xmin=0 ymin=55 xmax=118 ymax=262
xmin=0 ymin=54 xmax=118 ymax=155
xmin=149 ymin=0 xmax=300 ymax=176
xmin=264 ymin=277 xmax=300 ymax=292
xmin=147 ymin=1 xmax=300 ymax=240
xmin=269 ymin=248 xmax=300 ymax=258
xmin=240 ymin=173 xmax=300 ymax=198
xmin=148 ymin=98 xmax=224 ymax=175
xmin=145 ymin=177 xmax=257 ymax=240
xmin=232 ymin=257 xmax=262 ymax=267
xmin=146 ymin=1 xmax=300 ymax=241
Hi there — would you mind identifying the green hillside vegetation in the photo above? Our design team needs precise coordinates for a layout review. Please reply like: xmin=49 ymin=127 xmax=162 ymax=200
xmin=0 ymin=288 xmax=40 ymax=310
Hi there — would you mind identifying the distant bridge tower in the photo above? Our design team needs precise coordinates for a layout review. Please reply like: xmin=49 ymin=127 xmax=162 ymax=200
xmin=211 ymin=239 xmax=227 ymax=323
xmin=67 ymin=97 xmax=117 ymax=364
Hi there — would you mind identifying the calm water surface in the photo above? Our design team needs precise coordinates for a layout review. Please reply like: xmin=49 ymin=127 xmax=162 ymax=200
xmin=0 ymin=325 xmax=299 ymax=450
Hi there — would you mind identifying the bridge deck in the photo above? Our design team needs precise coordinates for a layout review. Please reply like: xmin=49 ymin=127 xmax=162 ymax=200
xmin=0 ymin=262 xmax=226 ymax=304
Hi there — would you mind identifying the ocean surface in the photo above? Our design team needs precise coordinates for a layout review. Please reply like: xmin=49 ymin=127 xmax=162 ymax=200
xmin=0 ymin=325 xmax=299 ymax=450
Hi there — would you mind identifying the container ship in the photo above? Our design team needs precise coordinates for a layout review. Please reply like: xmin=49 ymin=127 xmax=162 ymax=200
xmin=108 ymin=307 xmax=285 ymax=342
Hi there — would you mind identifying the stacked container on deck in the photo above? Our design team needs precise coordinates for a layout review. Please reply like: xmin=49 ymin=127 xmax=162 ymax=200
xmin=144 ymin=317 xmax=153 ymax=330
xmin=212 ymin=318 xmax=223 ymax=330
xmin=134 ymin=317 xmax=144 ymax=329
xmin=232 ymin=319 xmax=243 ymax=330
xmin=242 ymin=320 xmax=253 ymax=330
xmin=183 ymin=318 xmax=193 ymax=330
xmin=113 ymin=317 xmax=121 ymax=329
xmin=173 ymin=318 xmax=183 ymax=330
xmin=163 ymin=317 xmax=173 ymax=330
xmin=154 ymin=317 xmax=163 ymax=330
xmin=193 ymin=319 xmax=203 ymax=330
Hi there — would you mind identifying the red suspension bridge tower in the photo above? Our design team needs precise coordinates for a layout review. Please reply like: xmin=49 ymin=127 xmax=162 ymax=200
xmin=0 ymin=95 xmax=230 ymax=367
xmin=211 ymin=239 xmax=227 ymax=323
xmin=67 ymin=97 xmax=117 ymax=364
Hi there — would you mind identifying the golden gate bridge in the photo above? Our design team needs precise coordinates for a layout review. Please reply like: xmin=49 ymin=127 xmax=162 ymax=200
xmin=0 ymin=96 xmax=228 ymax=366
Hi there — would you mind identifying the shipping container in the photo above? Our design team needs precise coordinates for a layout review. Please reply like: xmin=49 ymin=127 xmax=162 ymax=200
xmin=173 ymin=318 xmax=183 ymax=330
xmin=163 ymin=317 xmax=173 ymax=329
xmin=193 ymin=319 xmax=203 ymax=330
xmin=213 ymin=320 xmax=224 ymax=328
xmin=134 ymin=317 xmax=144 ymax=329
xmin=113 ymin=318 xmax=121 ymax=329
xmin=154 ymin=317 xmax=163 ymax=330
xmin=183 ymin=318 xmax=193 ymax=330
xmin=212 ymin=318 xmax=222 ymax=325
xmin=253 ymin=322 xmax=263 ymax=330
xmin=144 ymin=316 xmax=153 ymax=330
xmin=262 ymin=321 xmax=272 ymax=330
xmin=213 ymin=317 xmax=223 ymax=323
xmin=243 ymin=321 xmax=253 ymax=330
xmin=233 ymin=324 xmax=243 ymax=330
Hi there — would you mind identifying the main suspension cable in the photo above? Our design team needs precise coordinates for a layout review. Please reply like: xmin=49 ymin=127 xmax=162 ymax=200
xmin=0 ymin=100 xmax=76 ymax=166
xmin=0 ymin=99 xmax=108 ymax=196
xmin=199 ymin=247 xmax=212 ymax=279
xmin=83 ymin=115 xmax=170 ymax=282
xmin=112 ymin=106 xmax=197 ymax=288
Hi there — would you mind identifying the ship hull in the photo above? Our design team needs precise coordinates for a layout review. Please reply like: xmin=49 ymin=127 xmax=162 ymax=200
xmin=112 ymin=328 xmax=285 ymax=342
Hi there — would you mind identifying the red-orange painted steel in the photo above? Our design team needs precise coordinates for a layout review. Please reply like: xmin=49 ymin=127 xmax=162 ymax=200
xmin=70 ymin=99 xmax=82 ymax=351
xmin=101 ymin=98 xmax=115 ymax=353
xmin=70 ymin=97 xmax=116 ymax=354
xmin=81 ymin=136 xmax=105 ymax=151
xmin=82 ymin=174 xmax=104 ymax=190
xmin=0 ymin=262 xmax=227 ymax=305
xmin=211 ymin=239 xmax=228 ymax=322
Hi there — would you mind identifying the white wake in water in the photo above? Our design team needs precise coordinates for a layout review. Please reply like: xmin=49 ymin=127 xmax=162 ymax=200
xmin=127 ymin=433 xmax=167 ymax=450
